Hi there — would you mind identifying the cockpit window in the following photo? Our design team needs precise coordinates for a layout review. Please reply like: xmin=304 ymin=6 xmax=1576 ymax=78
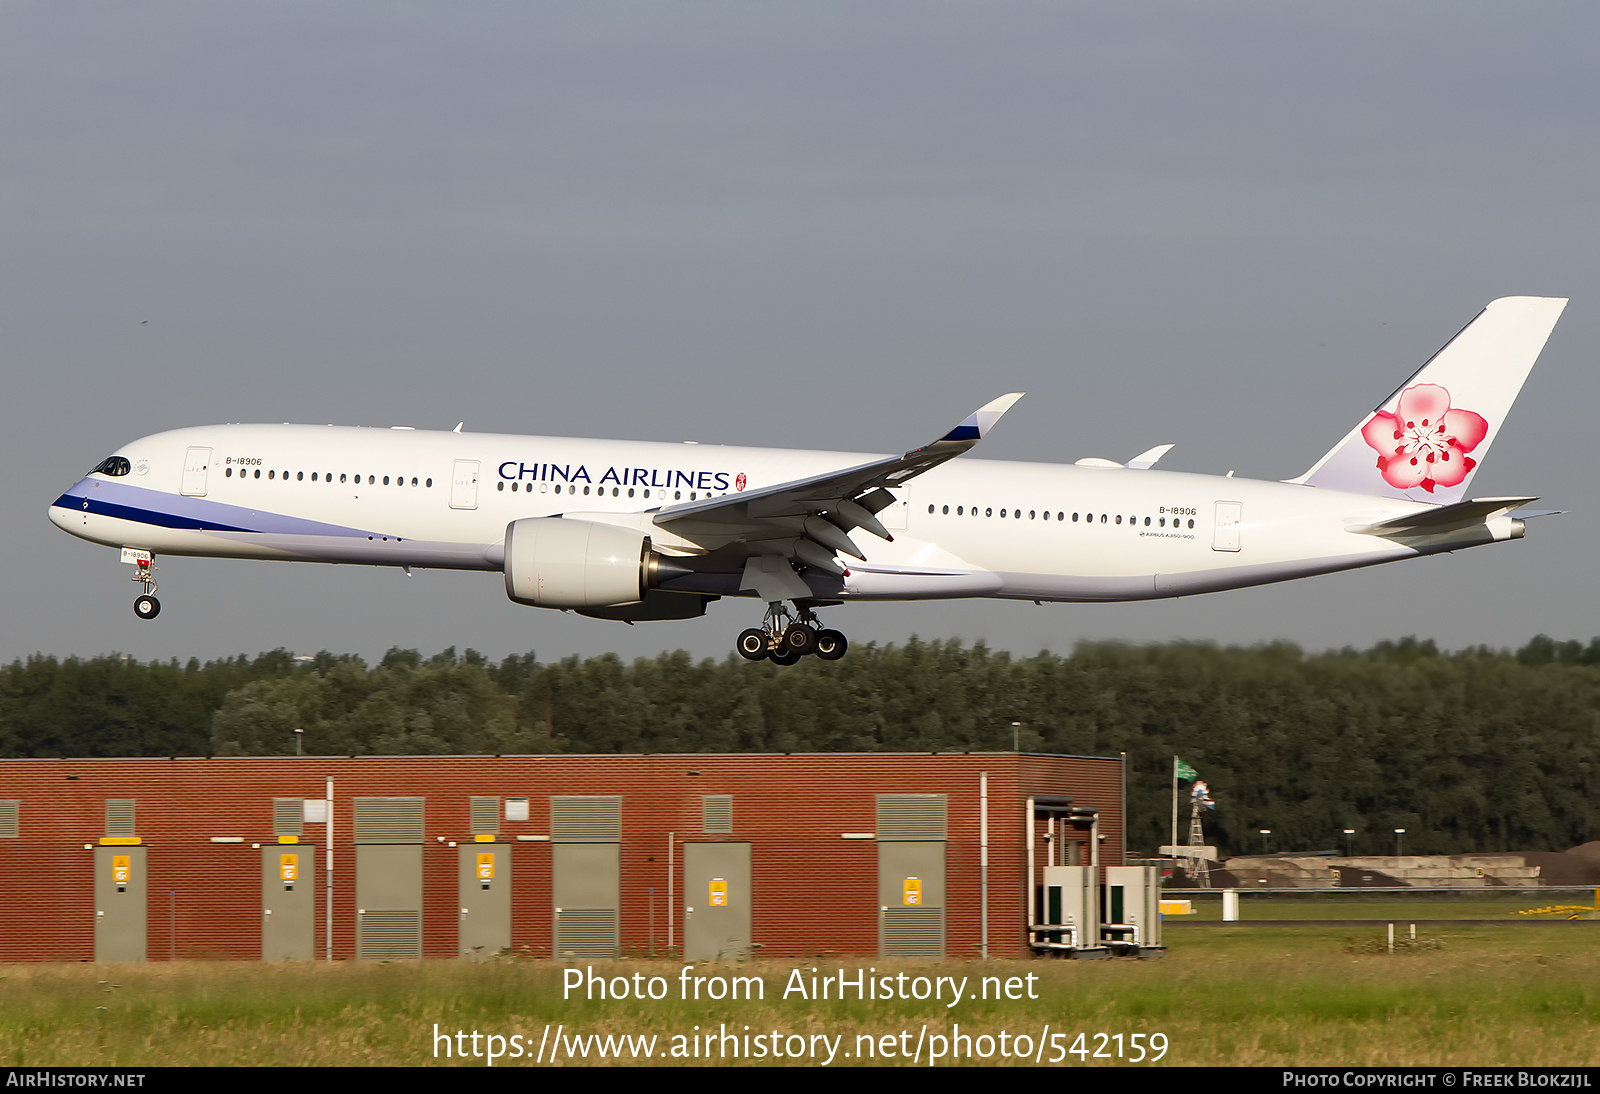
xmin=90 ymin=456 xmax=131 ymax=477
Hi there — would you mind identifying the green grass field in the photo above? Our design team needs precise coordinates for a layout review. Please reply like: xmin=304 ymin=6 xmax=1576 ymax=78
xmin=2 ymin=922 xmax=1597 ymax=1067
xmin=1167 ymin=888 xmax=1600 ymax=922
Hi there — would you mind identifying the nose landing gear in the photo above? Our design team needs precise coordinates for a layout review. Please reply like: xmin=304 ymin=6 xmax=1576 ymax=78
xmin=131 ymin=556 xmax=160 ymax=620
xmin=734 ymin=602 xmax=848 ymax=664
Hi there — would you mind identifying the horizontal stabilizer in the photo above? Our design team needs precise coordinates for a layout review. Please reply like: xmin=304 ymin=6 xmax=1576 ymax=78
xmin=1348 ymin=496 xmax=1537 ymax=536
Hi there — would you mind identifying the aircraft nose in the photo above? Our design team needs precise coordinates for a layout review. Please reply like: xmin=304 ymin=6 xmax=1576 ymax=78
xmin=47 ymin=478 xmax=93 ymax=538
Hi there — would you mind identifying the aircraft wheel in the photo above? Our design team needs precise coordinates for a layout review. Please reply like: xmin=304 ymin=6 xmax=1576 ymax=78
xmin=134 ymin=595 xmax=161 ymax=620
xmin=814 ymin=629 xmax=848 ymax=660
xmin=736 ymin=628 xmax=769 ymax=661
xmin=768 ymin=648 xmax=802 ymax=667
xmin=782 ymin=623 xmax=817 ymax=656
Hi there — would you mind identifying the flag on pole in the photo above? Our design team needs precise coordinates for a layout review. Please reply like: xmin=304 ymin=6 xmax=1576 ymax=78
xmin=1175 ymin=757 xmax=1198 ymax=782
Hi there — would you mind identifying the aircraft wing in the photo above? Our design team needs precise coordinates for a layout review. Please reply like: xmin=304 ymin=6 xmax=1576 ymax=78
xmin=654 ymin=393 xmax=1023 ymax=577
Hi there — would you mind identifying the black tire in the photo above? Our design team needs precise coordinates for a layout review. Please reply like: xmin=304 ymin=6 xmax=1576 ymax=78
xmin=736 ymin=628 xmax=769 ymax=661
xmin=134 ymin=595 xmax=161 ymax=620
xmin=814 ymin=629 xmax=848 ymax=660
xmin=783 ymin=623 xmax=817 ymax=655
xmin=768 ymin=648 xmax=802 ymax=667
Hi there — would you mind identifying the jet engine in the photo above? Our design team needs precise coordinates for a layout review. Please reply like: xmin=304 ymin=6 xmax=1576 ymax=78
xmin=503 ymin=517 xmax=686 ymax=609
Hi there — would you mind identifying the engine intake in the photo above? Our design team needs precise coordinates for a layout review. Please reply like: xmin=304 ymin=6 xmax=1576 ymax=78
xmin=503 ymin=518 xmax=681 ymax=609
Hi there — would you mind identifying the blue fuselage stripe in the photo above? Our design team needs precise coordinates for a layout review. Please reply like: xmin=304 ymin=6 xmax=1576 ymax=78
xmin=54 ymin=493 xmax=257 ymax=533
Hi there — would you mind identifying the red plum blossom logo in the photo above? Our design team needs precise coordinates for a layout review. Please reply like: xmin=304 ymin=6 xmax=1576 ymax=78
xmin=1360 ymin=384 xmax=1488 ymax=493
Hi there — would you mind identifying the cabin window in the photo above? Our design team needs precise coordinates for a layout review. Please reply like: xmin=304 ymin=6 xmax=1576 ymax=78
xmin=643 ymin=489 xmax=650 ymax=498
xmin=225 ymin=467 xmax=233 ymax=477
xmin=583 ymin=486 xmax=591 ymax=495
xmin=985 ymin=508 xmax=992 ymax=517
xmin=426 ymin=478 xmax=433 ymax=487
xmin=497 ymin=481 xmax=505 ymax=492
xmin=927 ymin=504 xmax=934 ymax=514
xmin=942 ymin=505 xmax=949 ymax=514
xmin=629 ymin=488 xmax=636 ymax=498
xmin=1029 ymin=510 xmax=1036 ymax=519
xmin=1016 ymin=509 xmax=1022 ymax=519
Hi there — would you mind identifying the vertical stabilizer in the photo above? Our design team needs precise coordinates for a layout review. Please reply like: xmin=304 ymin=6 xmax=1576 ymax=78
xmin=1289 ymin=297 xmax=1566 ymax=504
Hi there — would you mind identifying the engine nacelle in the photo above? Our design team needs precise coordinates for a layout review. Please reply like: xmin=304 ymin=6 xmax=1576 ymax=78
xmin=504 ymin=518 xmax=661 ymax=609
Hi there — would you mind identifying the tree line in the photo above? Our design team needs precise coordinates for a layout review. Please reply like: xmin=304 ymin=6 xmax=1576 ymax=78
xmin=1 ymin=636 xmax=1596 ymax=857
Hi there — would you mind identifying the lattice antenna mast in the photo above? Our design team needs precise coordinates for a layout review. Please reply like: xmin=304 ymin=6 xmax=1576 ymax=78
xmin=1186 ymin=791 xmax=1211 ymax=888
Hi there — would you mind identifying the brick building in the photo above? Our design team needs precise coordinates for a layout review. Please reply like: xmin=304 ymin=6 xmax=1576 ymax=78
xmin=0 ymin=752 xmax=1123 ymax=962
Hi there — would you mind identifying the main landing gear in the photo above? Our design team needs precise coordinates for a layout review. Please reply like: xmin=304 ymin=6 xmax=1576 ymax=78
xmin=736 ymin=602 xmax=848 ymax=665
xmin=131 ymin=556 xmax=160 ymax=620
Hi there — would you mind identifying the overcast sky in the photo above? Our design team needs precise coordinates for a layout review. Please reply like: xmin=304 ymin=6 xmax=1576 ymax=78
xmin=4 ymin=3 xmax=1598 ymax=668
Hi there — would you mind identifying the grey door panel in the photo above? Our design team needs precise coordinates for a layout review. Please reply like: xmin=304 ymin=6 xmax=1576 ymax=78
xmin=356 ymin=845 xmax=423 ymax=959
xmin=459 ymin=843 xmax=511 ymax=959
xmin=683 ymin=842 xmax=752 ymax=961
xmin=262 ymin=846 xmax=316 ymax=961
xmin=878 ymin=841 xmax=945 ymax=957
xmin=95 ymin=846 xmax=147 ymax=963
xmin=553 ymin=843 xmax=619 ymax=959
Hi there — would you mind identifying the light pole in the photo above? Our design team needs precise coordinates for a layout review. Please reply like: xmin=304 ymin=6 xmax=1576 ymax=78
xmin=1011 ymin=721 xmax=1022 ymax=752
xmin=1259 ymin=828 xmax=1272 ymax=854
xmin=1343 ymin=829 xmax=1355 ymax=857
xmin=1394 ymin=828 xmax=1405 ymax=856
xmin=294 ymin=727 xmax=304 ymax=757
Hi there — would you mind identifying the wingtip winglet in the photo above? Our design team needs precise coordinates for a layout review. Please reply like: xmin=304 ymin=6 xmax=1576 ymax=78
xmin=1127 ymin=443 xmax=1176 ymax=470
xmin=942 ymin=392 xmax=1025 ymax=442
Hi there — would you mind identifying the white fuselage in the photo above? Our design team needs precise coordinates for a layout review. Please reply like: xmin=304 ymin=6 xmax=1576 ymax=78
xmin=48 ymin=423 xmax=1521 ymax=607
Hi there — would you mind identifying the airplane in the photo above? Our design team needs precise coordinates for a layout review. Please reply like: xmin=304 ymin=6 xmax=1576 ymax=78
xmin=49 ymin=296 xmax=1567 ymax=665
